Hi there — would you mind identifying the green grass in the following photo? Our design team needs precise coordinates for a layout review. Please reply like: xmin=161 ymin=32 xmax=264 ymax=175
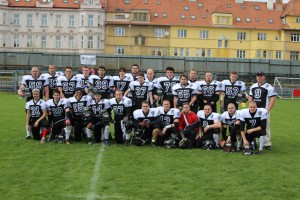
xmin=0 ymin=93 xmax=299 ymax=200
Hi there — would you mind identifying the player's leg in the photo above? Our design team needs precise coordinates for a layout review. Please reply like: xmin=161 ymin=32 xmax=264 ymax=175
xmin=264 ymin=114 xmax=272 ymax=150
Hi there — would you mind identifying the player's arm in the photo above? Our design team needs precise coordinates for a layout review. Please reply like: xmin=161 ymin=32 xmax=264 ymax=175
xmin=18 ymin=85 xmax=25 ymax=98
xmin=219 ymin=92 xmax=225 ymax=112
xmin=44 ymin=86 xmax=49 ymax=101
xmin=189 ymin=94 xmax=197 ymax=107
xmin=57 ymin=87 xmax=65 ymax=98
xmin=148 ymin=91 xmax=154 ymax=107
xmin=34 ymin=109 xmax=48 ymax=128
xmin=211 ymin=91 xmax=220 ymax=105
xmin=173 ymin=96 xmax=178 ymax=108
xmin=267 ymin=96 xmax=275 ymax=113
xmin=204 ymin=120 xmax=221 ymax=133
xmin=26 ymin=109 xmax=31 ymax=131
xmin=196 ymin=124 xmax=203 ymax=139
xmin=124 ymin=88 xmax=131 ymax=97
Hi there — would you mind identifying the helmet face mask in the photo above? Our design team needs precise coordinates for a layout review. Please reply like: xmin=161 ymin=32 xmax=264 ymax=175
xmin=223 ymin=142 xmax=233 ymax=153
xmin=202 ymin=140 xmax=215 ymax=150
xmin=243 ymin=145 xmax=255 ymax=155
xmin=164 ymin=137 xmax=176 ymax=149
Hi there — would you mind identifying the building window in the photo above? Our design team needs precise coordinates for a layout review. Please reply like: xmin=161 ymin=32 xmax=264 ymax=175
xmin=41 ymin=36 xmax=47 ymax=48
xmin=155 ymin=29 xmax=165 ymax=37
xmin=3 ymin=12 xmax=7 ymax=25
xmin=162 ymin=13 xmax=167 ymax=18
xmin=236 ymin=17 xmax=241 ymax=22
xmin=237 ymin=50 xmax=245 ymax=58
xmin=186 ymin=48 xmax=190 ymax=56
xmin=88 ymin=0 xmax=93 ymax=5
xmin=291 ymin=33 xmax=300 ymax=42
xmin=196 ymin=48 xmax=200 ymax=57
xmin=258 ymin=33 xmax=266 ymax=40
xmin=246 ymin=18 xmax=251 ymax=22
xmin=180 ymin=48 xmax=184 ymax=56
xmin=27 ymin=35 xmax=32 ymax=47
xmin=134 ymin=36 xmax=139 ymax=45
xmin=178 ymin=29 xmax=187 ymax=38
xmin=218 ymin=40 xmax=222 ymax=48
xmin=133 ymin=13 xmax=148 ymax=22
xmin=290 ymin=51 xmax=299 ymax=60
xmin=202 ymin=49 xmax=205 ymax=57
xmin=174 ymin=48 xmax=178 ymax=56
xmin=200 ymin=30 xmax=208 ymax=39
xmin=88 ymin=15 xmax=94 ymax=27
xmin=237 ymin=32 xmax=246 ymax=40
xmin=81 ymin=36 xmax=84 ymax=48
xmin=56 ymin=36 xmax=61 ymax=48
xmin=275 ymin=51 xmax=281 ymax=59
xmin=88 ymin=36 xmax=93 ymax=48
xmin=55 ymin=15 xmax=61 ymax=27
xmin=115 ymin=27 xmax=125 ymax=36
xmin=81 ymin=15 xmax=84 ymax=27
xmin=69 ymin=36 xmax=74 ymax=48
xmin=151 ymin=48 xmax=155 ymax=56
xmin=115 ymin=46 xmax=125 ymax=54
xmin=224 ymin=40 xmax=228 ymax=48
xmin=14 ymin=14 xmax=20 ymax=26
xmin=97 ymin=36 xmax=100 ymax=49
xmin=69 ymin=15 xmax=75 ymax=27
xmin=41 ymin=14 xmax=48 ymax=26
xmin=14 ymin=35 xmax=20 ymax=47
xmin=297 ymin=18 xmax=300 ymax=23
xmin=27 ymin=14 xmax=33 ymax=26
xmin=263 ymin=50 xmax=267 ymax=59
xmin=207 ymin=49 xmax=211 ymax=57
xmin=141 ymin=37 xmax=145 ymax=45
xmin=257 ymin=50 xmax=261 ymax=59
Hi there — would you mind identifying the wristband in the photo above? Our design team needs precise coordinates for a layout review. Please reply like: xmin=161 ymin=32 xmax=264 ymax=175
xmin=165 ymin=125 xmax=172 ymax=129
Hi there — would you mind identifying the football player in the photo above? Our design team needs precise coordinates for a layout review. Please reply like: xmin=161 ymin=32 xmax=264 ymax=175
xmin=220 ymin=71 xmax=247 ymax=112
xmin=220 ymin=103 xmax=242 ymax=151
xmin=68 ymin=88 xmax=93 ymax=144
xmin=145 ymin=68 xmax=160 ymax=107
xmin=125 ymin=64 xmax=141 ymax=81
xmin=89 ymin=92 xmax=111 ymax=144
xmin=46 ymin=90 xmax=71 ymax=144
xmin=156 ymin=67 xmax=180 ymax=107
xmin=151 ymin=99 xmax=180 ymax=147
xmin=109 ymin=90 xmax=132 ymax=144
xmin=172 ymin=74 xmax=198 ymax=112
xmin=76 ymin=66 xmax=91 ymax=95
xmin=249 ymin=71 xmax=276 ymax=150
xmin=239 ymin=101 xmax=268 ymax=155
xmin=188 ymin=69 xmax=198 ymax=83
xmin=57 ymin=67 xmax=81 ymax=98
xmin=198 ymin=72 xmax=221 ymax=112
xmin=88 ymin=66 xmax=114 ymax=99
xmin=132 ymin=101 xmax=161 ymax=146
xmin=124 ymin=72 xmax=154 ymax=111
xmin=25 ymin=89 xmax=50 ymax=143
xmin=41 ymin=64 xmax=64 ymax=98
xmin=113 ymin=67 xmax=132 ymax=94
xmin=196 ymin=104 xmax=222 ymax=148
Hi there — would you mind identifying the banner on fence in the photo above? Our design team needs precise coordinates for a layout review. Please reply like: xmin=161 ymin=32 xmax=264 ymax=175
xmin=80 ymin=55 xmax=96 ymax=65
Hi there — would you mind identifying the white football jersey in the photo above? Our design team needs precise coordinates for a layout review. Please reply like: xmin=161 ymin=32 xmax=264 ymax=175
xmin=172 ymin=83 xmax=198 ymax=106
xmin=156 ymin=76 xmax=180 ymax=95
xmin=249 ymin=82 xmax=276 ymax=108
xmin=238 ymin=108 xmax=268 ymax=130
xmin=156 ymin=106 xmax=180 ymax=126
xmin=75 ymin=74 xmax=90 ymax=89
xmin=113 ymin=75 xmax=133 ymax=92
xmin=90 ymin=99 xmax=111 ymax=118
xmin=41 ymin=72 xmax=63 ymax=91
xmin=221 ymin=80 xmax=246 ymax=100
xmin=109 ymin=96 xmax=132 ymax=117
xmin=88 ymin=75 xmax=114 ymax=98
xmin=128 ymin=81 xmax=154 ymax=102
xmin=133 ymin=108 xmax=159 ymax=123
xmin=46 ymin=98 xmax=69 ymax=118
xmin=25 ymin=99 xmax=47 ymax=118
xmin=221 ymin=110 xmax=240 ymax=128
xmin=56 ymin=75 xmax=81 ymax=98
xmin=68 ymin=95 xmax=92 ymax=117
xmin=197 ymin=110 xmax=221 ymax=129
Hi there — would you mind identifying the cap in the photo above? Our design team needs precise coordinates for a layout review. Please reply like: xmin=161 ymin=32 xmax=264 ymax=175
xmin=256 ymin=71 xmax=265 ymax=76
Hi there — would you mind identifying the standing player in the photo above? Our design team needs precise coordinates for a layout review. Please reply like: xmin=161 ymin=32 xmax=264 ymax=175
xmin=88 ymin=66 xmax=114 ymax=99
xmin=46 ymin=90 xmax=71 ymax=144
xmin=76 ymin=66 xmax=91 ymax=94
xmin=156 ymin=67 xmax=180 ymax=107
xmin=146 ymin=68 xmax=160 ymax=106
xmin=42 ymin=64 xmax=64 ymax=98
xmin=125 ymin=64 xmax=141 ymax=81
xmin=172 ymin=74 xmax=198 ymax=112
xmin=198 ymin=72 xmax=221 ymax=112
xmin=113 ymin=67 xmax=132 ymax=94
xmin=220 ymin=71 xmax=247 ymax=112
xmin=109 ymin=90 xmax=132 ymax=144
xmin=132 ymin=101 xmax=161 ymax=146
xmin=196 ymin=104 xmax=222 ymax=148
xmin=68 ymin=88 xmax=93 ymax=144
xmin=221 ymin=103 xmax=242 ymax=151
xmin=188 ymin=69 xmax=199 ymax=83
xmin=124 ymin=72 xmax=154 ymax=111
xmin=239 ymin=101 xmax=268 ymax=155
xmin=249 ymin=71 xmax=276 ymax=150
xmin=151 ymin=99 xmax=180 ymax=147
xmin=25 ymin=89 xmax=50 ymax=143
xmin=57 ymin=67 xmax=81 ymax=98
xmin=89 ymin=92 xmax=111 ymax=144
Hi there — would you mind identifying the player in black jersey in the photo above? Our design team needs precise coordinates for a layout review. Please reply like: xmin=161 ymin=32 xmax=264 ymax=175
xmin=57 ymin=67 xmax=81 ymax=98
xmin=113 ymin=67 xmax=132 ymax=94
xmin=42 ymin=65 xmax=63 ymax=98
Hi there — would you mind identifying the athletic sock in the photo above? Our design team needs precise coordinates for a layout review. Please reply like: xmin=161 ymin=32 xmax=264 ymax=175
xmin=259 ymin=136 xmax=266 ymax=151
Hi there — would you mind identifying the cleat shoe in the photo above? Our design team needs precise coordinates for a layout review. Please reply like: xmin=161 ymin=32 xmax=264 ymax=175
xmin=151 ymin=142 xmax=157 ymax=147
xmin=257 ymin=150 xmax=263 ymax=155
xmin=104 ymin=139 xmax=109 ymax=145
xmin=265 ymin=146 xmax=272 ymax=150
xmin=236 ymin=147 xmax=241 ymax=152
xmin=26 ymin=135 xmax=32 ymax=139
xmin=87 ymin=138 xmax=93 ymax=145
xmin=125 ymin=139 xmax=131 ymax=146
xmin=65 ymin=140 xmax=70 ymax=145
xmin=40 ymin=137 xmax=46 ymax=144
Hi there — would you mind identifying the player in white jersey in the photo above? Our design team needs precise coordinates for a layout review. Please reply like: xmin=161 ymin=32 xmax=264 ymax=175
xmin=113 ymin=67 xmax=132 ymax=94
xmin=76 ymin=66 xmax=90 ymax=95
xmin=109 ymin=90 xmax=132 ymax=144
xmin=146 ymin=68 xmax=160 ymax=106
xmin=221 ymin=103 xmax=242 ymax=151
xmin=249 ymin=71 xmax=276 ymax=150
xmin=124 ymin=72 xmax=154 ymax=111
xmin=46 ymin=90 xmax=71 ymax=144
xmin=195 ymin=104 xmax=222 ymax=148
xmin=198 ymin=72 xmax=221 ymax=112
xmin=156 ymin=67 xmax=180 ymax=107
xmin=57 ymin=67 xmax=81 ymax=98
xmin=239 ymin=101 xmax=268 ymax=155
xmin=172 ymin=74 xmax=198 ymax=112
xmin=25 ymin=89 xmax=50 ymax=142
xmin=132 ymin=101 xmax=161 ymax=146
xmin=88 ymin=66 xmax=114 ymax=99
xmin=68 ymin=88 xmax=93 ymax=144
xmin=41 ymin=64 xmax=64 ymax=98
xmin=89 ymin=92 xmax=111 ymax=144
xmin=125 ymin=64 xmax=143 ymax=81
xmin=220 ymin=71 xmax=247 ymax=112
xmin=151 ymin=99 xmax=180 ymax=147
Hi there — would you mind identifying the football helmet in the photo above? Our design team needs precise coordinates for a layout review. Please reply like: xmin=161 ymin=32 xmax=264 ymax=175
xmin=179 ymin=138 xmax=193 ymax=149
xmin=132 ymin=129 xmax=147 ymax=146
xmin=164 ymin=137 xmax=176 ymax=149
xmin=101 ymin=110 xmax=111 ymax=125
xmin=54 ymin=134 xmax=65 ymax=143
xmin=223 ymin=142 xmax=233 ymax=153
xmin=202 ymin=140 xmax=216 ymax=150
xmin=123 ymin=120 xmax=132 ymax=134
xmin=243 ymin=145 xmax=255 ymax=155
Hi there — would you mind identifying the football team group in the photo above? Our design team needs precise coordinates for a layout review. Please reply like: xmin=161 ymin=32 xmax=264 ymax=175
xmin=18 ymin=64 xmax=275 ymax=155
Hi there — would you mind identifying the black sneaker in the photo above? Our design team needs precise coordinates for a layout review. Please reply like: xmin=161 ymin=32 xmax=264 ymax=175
xmin=26 ymin=135 xmax=31 ymax=139
xmin=151 ymin=142 xmax=157 ymax=147
xmin=257 ymin=150 xmax=263 ymax=155
xmin=87 ymin=138 xmax=93 ymax=145
xmin=125 ymin=139 xmax=131 ymax=146
xmin=265 ymin=146 xmax=272 ymax=150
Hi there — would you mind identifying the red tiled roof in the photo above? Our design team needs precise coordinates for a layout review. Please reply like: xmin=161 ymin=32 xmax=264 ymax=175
xmin=106 ymin=0 xmax=289 ymax=30
xmin=8 ymin=0 xmax=83 ymax=9
xmin=281 ymin=0 xmax=300 ymax=17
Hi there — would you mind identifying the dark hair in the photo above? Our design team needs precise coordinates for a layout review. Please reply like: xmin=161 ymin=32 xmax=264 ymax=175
xmin=52 ymin=90 xmax=60 ymax=95
xmin=182 ymin=102 xmax=190 ymax=107
xmin=65 ymin=66 xmax=72 ymax=71
xmin=162 ymin=99 xmax=171 ymax=104
xmin=230 ymin=71 xmax=238 ymax=75
xmin=137 ymin=72 xmax=144 ymax=77
xmin=98 ymin=66 xmax=106 ymax=70
xmin=165 ymin=67 xmax=174 ymax=72
xmin=180 ymin=74 xmax=188 ymax=80
xmin=132 ymin=64 xmax=139 ymax=69
xmin=119 ymin=67 xmax=126 ymax=72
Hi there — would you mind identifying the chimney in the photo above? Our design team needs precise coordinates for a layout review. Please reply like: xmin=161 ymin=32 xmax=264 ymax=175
xmin=267 ymin=0 xmax=274 ymax=10
xmin=275 ymin=0 xmax=282 ymax=10
xmin=235 ymin=0 xmax=243 ymax=3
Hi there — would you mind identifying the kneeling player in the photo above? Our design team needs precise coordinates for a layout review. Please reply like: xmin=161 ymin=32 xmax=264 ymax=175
xmin=46 ymin=90 xmax=71 ymax=144
xmin=239 ymin=101 xmax=268 ymax=155
xmin=132 ymin=101 xmax=160 ymax=146
xmin=152 ymin=99 xmax=180 ymax=147
xmin=195 ymin=104 xmax=222 ymax=149
xmin=25 ymin=89 xmax=50 ymax=143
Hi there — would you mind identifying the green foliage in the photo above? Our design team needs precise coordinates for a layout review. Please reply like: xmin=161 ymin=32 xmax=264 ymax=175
xmin=0 ymin=94 xmax=299 ymax=200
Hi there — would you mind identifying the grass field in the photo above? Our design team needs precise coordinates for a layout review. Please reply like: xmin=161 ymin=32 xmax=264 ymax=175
xmin=0 ymin=92 xmax=299 ymax=200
